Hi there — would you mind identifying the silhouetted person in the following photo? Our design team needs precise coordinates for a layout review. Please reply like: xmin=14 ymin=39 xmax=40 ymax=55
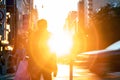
xmin=28 ymin=19 xmax=57 ymax=80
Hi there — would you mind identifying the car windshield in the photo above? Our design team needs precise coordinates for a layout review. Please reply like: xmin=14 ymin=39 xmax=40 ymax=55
xmin=106 ymin=40 xmax=120 ymax=50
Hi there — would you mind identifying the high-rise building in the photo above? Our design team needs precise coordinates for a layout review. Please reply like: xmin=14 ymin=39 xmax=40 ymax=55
xmin=78 ymin=0 xmax=85 ymax=31
xmin=64 ymin=11 xmax=78 ymax=33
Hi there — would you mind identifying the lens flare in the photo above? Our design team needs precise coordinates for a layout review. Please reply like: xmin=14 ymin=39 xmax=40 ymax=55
xmin=48 ymin=31 xmax=73 ymax=57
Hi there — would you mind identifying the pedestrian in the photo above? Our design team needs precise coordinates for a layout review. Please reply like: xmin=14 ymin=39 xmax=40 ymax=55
xmin=28 ymin=19 xmax=58 ymax=80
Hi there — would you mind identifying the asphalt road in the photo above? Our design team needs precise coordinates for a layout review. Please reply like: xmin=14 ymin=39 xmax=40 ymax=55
xmin=0 ymin=64 xmax=120 ymax=80
xmin=54 ymin=64 xmax=120 ymax=80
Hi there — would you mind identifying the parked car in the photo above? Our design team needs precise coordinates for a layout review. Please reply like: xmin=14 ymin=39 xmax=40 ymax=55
xmin=74 ymin=40 xmax=120 ymax=76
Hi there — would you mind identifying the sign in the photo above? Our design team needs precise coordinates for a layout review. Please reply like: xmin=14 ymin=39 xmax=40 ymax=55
xmin=0 ymin=0 xmax=6 ymax=39
xmin=0 ymin=0 xmax=6 ymax=22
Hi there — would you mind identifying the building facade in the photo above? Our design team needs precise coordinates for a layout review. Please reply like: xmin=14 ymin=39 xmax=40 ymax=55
xmin=64 ymin=11 xmax=78 ymax=34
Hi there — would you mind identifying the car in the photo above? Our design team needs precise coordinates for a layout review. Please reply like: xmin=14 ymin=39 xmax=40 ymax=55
xmin=74 ymin=40 xmax=120 ymax=76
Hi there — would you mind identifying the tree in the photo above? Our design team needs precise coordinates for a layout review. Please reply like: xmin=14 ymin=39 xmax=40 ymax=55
xmin=90 ymin=4 xmax=120 ymax=49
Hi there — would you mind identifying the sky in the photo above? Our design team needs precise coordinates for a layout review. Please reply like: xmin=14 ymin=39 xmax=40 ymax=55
xmin=34 ymin=0 xmax=79 ymax=33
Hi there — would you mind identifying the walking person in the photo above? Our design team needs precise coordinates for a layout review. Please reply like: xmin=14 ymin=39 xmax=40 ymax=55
xmin=28 ymin=19 xmax=58 ymax=80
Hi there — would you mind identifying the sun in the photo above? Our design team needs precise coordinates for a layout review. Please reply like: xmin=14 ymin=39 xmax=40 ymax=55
xmin=48 ymin=31 xmax=73 ymax=56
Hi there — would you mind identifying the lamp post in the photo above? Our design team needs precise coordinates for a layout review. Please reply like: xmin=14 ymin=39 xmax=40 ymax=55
xmin=70 ymin=60 xmax=73 ymax=80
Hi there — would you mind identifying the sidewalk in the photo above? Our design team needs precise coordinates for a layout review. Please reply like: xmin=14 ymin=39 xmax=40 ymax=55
xmin=1 ymin=72 xmax=120 ymax=80
xmin=0 ymin=73 xmax=15 ymax=80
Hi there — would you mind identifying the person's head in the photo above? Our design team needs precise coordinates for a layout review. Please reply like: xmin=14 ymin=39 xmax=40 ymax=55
xmin=37 ymin=19 xmax=47 ymax=31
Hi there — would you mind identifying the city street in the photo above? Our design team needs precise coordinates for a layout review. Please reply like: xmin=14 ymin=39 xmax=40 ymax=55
xmin=1 ymin=0 xmax=120 ymax=80
xmin=0 ymin=64 xmax=120 ymax=80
